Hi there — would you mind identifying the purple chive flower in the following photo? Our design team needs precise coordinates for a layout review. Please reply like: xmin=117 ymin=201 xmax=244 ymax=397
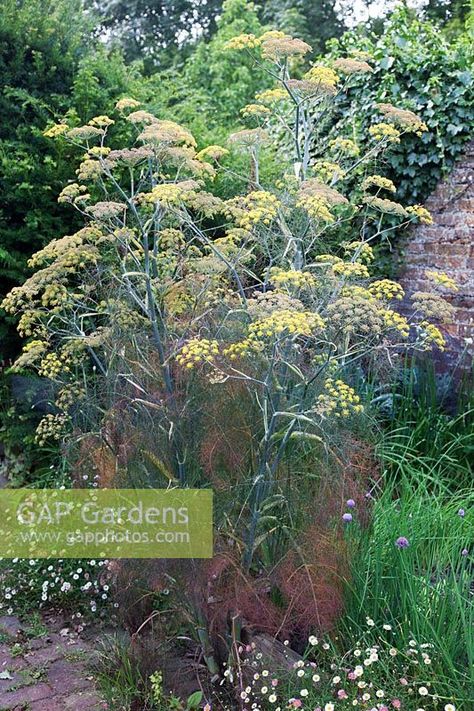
xmin=395 ymin=536 xmax=410 ymax=549
xmin=342 ymin=513 xmax=353 ymax=523
xmin=461 ymin=548 xmax=469 ymax=556
xmin=346 ymin=499 xmax=356 ymax=509
xmin=458 ymin=508 xmax=465 ymax=517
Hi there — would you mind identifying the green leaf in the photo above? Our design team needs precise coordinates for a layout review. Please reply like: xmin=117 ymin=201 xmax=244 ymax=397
xmin=186 ymin=691 xmax=203 ymax=709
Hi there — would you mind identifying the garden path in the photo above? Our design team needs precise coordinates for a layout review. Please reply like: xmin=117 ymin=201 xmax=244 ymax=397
xmin=0 ymin=613 xmax=105 ymax=710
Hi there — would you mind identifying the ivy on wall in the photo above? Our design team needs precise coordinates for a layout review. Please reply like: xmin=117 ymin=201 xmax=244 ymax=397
xmin=327 ymin=7 xmax=473 ymax=204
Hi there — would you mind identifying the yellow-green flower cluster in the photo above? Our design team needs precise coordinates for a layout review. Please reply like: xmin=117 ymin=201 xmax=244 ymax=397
xmin=261 ymin=35 xmax=312 ymax=61
xmin=376 ymin=103 xmax=428 ymax=135
xmin=127 ymin=110 xmax=157 ymax=125
xmin=86 ymin=146 xmax=111 ymax=158
xmin=333 ymin=57 xmax=373 ymax=74
xmin=412 ymin=292 xmax=454 ymax=322
xmin=369 ymin=279 xmax=404 ymax=301
xmin=176 ymin=338 xmax=219 ymax=368
xmin=67 ymin=125 xmax=104 ymax=141
xmin=86 ymin=201 xmax=126 ymax=220
xmin=327 ymin=295 xmax=385 ymax=336
xmin=56 ymin=384 xmax=86 ymax=411
xmin=332 ymin=261 xmax=370 ymax=279
xmin=247 ymin=291 xmax=305 ymax=319
xmin=381 ymin=309 xmax=410 ymax=338
xmin=76 ymin=159 xmax=103 ymax=181
xmin=406 ymin=205 xmax=433 ymax=224
xmin=41 ymin=283 xmax=70 ymax=308
xmin=223 ymin=338 xmax=262 ymax=360
xmin=228 ymin=128 xmax=269 ymax=148
xmin=419 ymin=321 xmax=446 ymax=350
xmin=224 ymin=33 xmax=261 ymax=51
xmin=329 ymin=137 xmax=360 ymax=157
xmin=196 ymin=145 xmax=229 ymax=162
xmin=17 ymin=310 xmax=42 ymax=337
xmin=238 ymin=191 xmax=281 ymax=229
xmin=314 ymin=161 xmax=345 ymax=183
xmin=425 ymin=270 xmax=458 ymax=291
xmin=58 ymin=183 xmax=89 ymax=204
xmin=88 ymin=115 xmax=114 ymax=128
xmin=240 ymin=103 xmax=271 ymax=117
xmin=158 ymin=228 xmax=185 ymax=250
xmin=35 ymin=413 xmax=71 ymax=446
xmin=43 ymin=123 xmax=69 ymax=138
xmin=269 ymin=267 xmax=317 ymax=290
xmin=12 ymin=339 xmax=47 ymax=370
xmin=317 ymin=378 xmax=363 ymax=417
xmin=364 ymin=196 xmax=408 ymax=218
xmin=314 ymin=254 xmax=343 ymax=265
xmin=248 ymin=310 xmax=325 ymax=339
xmin=343 ymin=241 xmax=375 ymax=264
xmin=139 ymin=181 xmax=199 ymax=207
xmin=304 ymin=65 xmax=339 ymax=91
xmin=369 ymin=123 xmax=401 ymax=143
xmin=115 ymin=97 xmax=141 ymax=112
xmin=255 ymin=88 xmax=287 ymax=105
xmin=362 ymin=175 xmax=397 ymax=193
xmin=139 ymin=120 xmax=196 ymax=147
xmin=296 ymin=195 xmax=334 ymax=223
xmin=39 ymin=352 xmax=70 ymax=378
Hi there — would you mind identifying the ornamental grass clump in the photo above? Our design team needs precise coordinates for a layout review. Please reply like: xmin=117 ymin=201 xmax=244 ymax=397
xmin=1 ymin=26 xmax=458 ymax=681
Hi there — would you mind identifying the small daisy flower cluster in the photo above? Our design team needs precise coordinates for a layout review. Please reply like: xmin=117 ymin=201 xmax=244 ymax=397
xmin=0 ymin=558 xmax=112 ymax=616
xmin=221 ymin=622 xmax=457 ymax=711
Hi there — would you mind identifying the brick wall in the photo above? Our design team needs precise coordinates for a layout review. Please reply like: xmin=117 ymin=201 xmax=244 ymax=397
xmin=398 ymin=140 xmax=474 ymax=368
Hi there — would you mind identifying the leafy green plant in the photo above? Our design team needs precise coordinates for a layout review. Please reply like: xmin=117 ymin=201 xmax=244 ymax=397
xmin=326 ymin=7 xmax=474 ymax=205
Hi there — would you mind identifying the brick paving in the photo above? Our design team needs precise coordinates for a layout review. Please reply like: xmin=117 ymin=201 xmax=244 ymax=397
xmin=0 ymin=614 xmax=104 ymax=711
